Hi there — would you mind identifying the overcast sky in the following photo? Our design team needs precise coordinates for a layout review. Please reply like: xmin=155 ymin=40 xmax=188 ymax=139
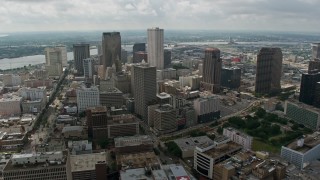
xmin=0 ymin=0 xmax=320 ymax=33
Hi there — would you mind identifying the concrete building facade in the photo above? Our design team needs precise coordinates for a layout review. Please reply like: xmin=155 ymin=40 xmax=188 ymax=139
xmin=132 ymin=65 xmax=157 ymax=120
xmin=147 ymin=27 xmax=164 ymax=70
xmin=83 ymin=58 xmax=95 ymax=79
xmin=76 ymin=85 xmax=100 ymax=113
xmin=223 ymin=127 xmax=253 ymax=150
xmin=284 ymin=100 xmax=320 ymax=130
xmin=153 ymin=104 xmax=177 ymax=134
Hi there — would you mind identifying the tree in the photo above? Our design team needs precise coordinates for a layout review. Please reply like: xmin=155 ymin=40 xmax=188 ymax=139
xmin=98 ymin=138 xmax=109 ymax=149
xmin=255 ymin=107 xmax=266 ymax=118
xmin=165 ymin=141 xmax=182 ymax=158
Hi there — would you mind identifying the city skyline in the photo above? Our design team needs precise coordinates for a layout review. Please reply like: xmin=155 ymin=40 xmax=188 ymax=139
xmin=1 ymin=0 xmax=320 ymax=33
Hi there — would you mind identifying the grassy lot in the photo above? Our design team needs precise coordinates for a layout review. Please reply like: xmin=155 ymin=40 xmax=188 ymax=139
xmin=252 ymin=139 xmax=280 ymax=153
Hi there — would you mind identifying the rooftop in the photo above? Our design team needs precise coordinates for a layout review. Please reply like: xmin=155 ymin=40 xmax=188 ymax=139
xmin=286 ymin=132 xmax=320 ymax=153
xmin=116 ymin=151 xmax=160 ymax=169
xmin=61 ymin=126 xmax=84 ymax=133
xmin=202 ymin=141 xmax=242 ymax=158
xmin=100 ymin=87 xmax=123 ymax=94
xmin=152 ymin=170 xmax=168 ymax=180
xmin=109 ymin=114 xmax=137 ymax=124
xmin=4 ymin=151 xmax=68 ymax=171
xmin=114 ymin=135 xmax=153 ymax=148
xmin=86 ymin=106 xmax=107 ymax=113
xmin=70 ymin=152 xmax=106 ymax=172
xmin=174 ymin=136 xmax=214 ymax=152
xmin=120 ymin=168 xmax=152 ymax=180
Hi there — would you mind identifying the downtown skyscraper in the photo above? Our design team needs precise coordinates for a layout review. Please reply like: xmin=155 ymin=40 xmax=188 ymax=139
xmin=132 ymin=64 xmax=157 ymax=121
xmin=73 ymin=44 xmax=90 ymax=75
xmin=200 ymin=48 xmax=222 ymax=93
xmin=102 ymin=32 xmax=121 ymax=73
xmin=255 ymin=47 xmax=282 ymax=94
xmin=147 ymin=27 xmax=164 ymax=70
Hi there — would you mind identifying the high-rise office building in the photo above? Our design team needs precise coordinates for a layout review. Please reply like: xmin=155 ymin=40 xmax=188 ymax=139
xmin=73 ymin=44 xmax=90 ymax=75
xmin=102 ymin=32 xmax=121 ymax=72
xmin=133 ymin=51 xmax=148 ymax=63
xmin=164 ymin=49 xmax=172 ymax=68
xmin=45 ymin=47 xmax=63 ymax=77
xmin=153 ymin=104 xmax=177 ymax=134
xmin=83 ymin=58 xmax=95 ymax=79
xmin=299 ymin=72 xmax=320 ymax=105
xmin=133 ymin=43 xmax=146 ymax=53
xmin=255 ymin=47 xmax=282 ymax=94
xmin=56 ymin=45 xmax=68 ymax=66
xmin=121 ymin=48 xmax=127 ymax=63
xmin=147 ymin=27 xmax=164 ymax=70
xmin=308 ymin=60 xmax=320 ymax=73
xmin=76 ymin=85 xmax=100 ymax=113
xmin=200 ymin=48 xmax=222 ymax=93
xmin=86 ymin=106 xmax=108 ymax=140
xmin=312 ymin=43 xmax=320 ymax=60
xmin=132 ymin=65 xmax=157 ymax=120
xmin=221 ymin=67 xmax=241 ymax=89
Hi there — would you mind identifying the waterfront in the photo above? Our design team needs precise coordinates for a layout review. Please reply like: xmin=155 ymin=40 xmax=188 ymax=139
xmin=0 ymin=49 xmax=97 ymax=70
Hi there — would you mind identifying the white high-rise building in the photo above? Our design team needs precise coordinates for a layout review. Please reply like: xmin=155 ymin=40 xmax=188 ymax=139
xmin=45 ymin=47 xmax=63 ymax=77
xmin=56 ymin=45 xmax=68 ymax=66
xmin=76 ymin=85 xmax=100 ymax=113
xmin=83 ymin=58 xmax=94 ymax=79
xmin=147 ymin=27 xmax=164 ymax=70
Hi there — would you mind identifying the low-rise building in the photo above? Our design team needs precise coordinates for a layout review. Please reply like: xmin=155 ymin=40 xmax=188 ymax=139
xmin=24 ymin=79 xmax=54 ymax=88
xmin=0 ymin=132 xmax=27 ymax=151
xmin=76 ymin=85 xmax=100 ymax=113
xmin=284 ymin=100 xmax=320 ymax=130
xmin=223 ymin=127 xmax=253 ymax=150
xmin=193 ymin=92 xmax=220 ymax=123
xmin=119 ymin=164 xmax=196 ymax=180
xmin=62 ymin=126 xmax=88 ymax=140
xmin=114 ymin=135 xmax=153 ymax=154
xmin=194 ymin=141 xmax=242 ymax=179
xmin=99 ymin=87 xmax=123 ymax=108
xmin=70 ymin=152 xmax=107 ymax=180
xmin=2 ymin=151 xmax=71 ymax=180
xmin=174 ymin=136 xmax=214 ymax=158
xmin=107 ymin=114 xmax=139 ymax=138
xmin=281 ymin=132 xmax=320 ymax=169
xmin=0 ymin=95 xmax=22 ymax=116
xmin=117 ymin=151 xmax=160 ymax=170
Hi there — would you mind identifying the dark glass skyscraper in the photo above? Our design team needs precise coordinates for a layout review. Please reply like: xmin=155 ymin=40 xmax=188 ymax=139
xmin=73 ymin=44 xmax=90 ymax=75
xmin=255 ymin=47 xmax=282 ymax=94
xmin=102 ymin=32 xmax=121 ymax=72
xmin=221 ymin=67 xmax=241 ymax=89
xmin=133 ymin=43 xmax=146 ymax=53
xmin=299 ymin=72 xmax=320 ymax=106
xmin=200 ymin=48 xmax=222 ymax=93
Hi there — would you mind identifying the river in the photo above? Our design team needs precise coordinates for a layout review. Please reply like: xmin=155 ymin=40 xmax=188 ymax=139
xmin=0 ymin=49 xmax=97 ymax=70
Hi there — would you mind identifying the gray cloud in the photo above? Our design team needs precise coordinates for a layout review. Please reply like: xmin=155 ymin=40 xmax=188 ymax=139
xmin=0 ymin=0 xmax=319 ymax=32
